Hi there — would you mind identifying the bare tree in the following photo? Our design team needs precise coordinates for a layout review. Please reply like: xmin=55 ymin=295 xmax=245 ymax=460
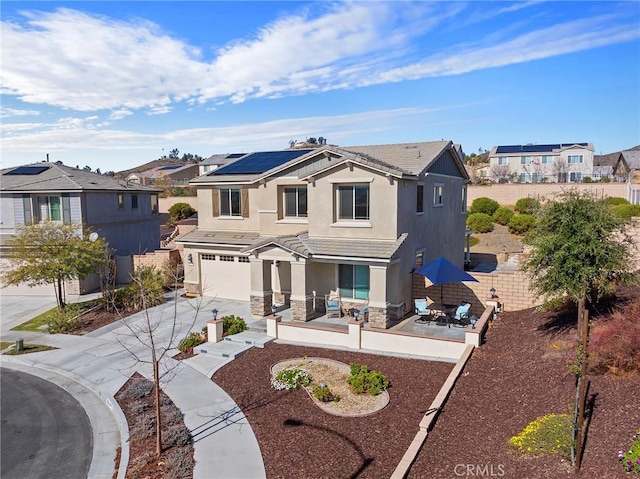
xmin=553 ymin=157 xmax=571 ymax=183
xmin=114 ymin=265 xmax=207 ymax=455
xmin=521 ymin=159 xmax=548 ymax=183
xmin=489 ymin=164 xmax=516 ymax=183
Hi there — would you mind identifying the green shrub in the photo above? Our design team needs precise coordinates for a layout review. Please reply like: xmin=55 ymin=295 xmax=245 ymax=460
xmin=508 ymin=214 xmax=536 ymax=235
xmin=124 ymin=266 xmax=165 ymax=310
xmin=509 ymin=413 xmax=573 ymax=458
xmin=492 ymin=207 xmax=514 ymax=225
xmin=611 ymin=204 xmax=640 ymax=219
xmin=514 ymin=197 xmax=540 ymax=214
xmin=222 ymin=315 xmax=247 ymax=336
xmin=271 ymin=367 xmax=312 ymax=391
xmin=618 ymin=429 xmax=640 ymax=473
xmin=467 ymin=213 xmax=494 ymax=233
xmin=168 ymin=202 xmax=196 ymax=221
xmin=178 ymin=328 xmax=207 ymax=354
xmin=347 ymin=363 xmax=389 ymax=396
xmin=604 ymin=196 xmax=629 ymax=206
xmin=312 ymin=384 xmax=340 ymax=402
xmin=469 ymin=197 xmax=500 ymax=216
xmin=46 ymin=303 xmax=83 ymax=333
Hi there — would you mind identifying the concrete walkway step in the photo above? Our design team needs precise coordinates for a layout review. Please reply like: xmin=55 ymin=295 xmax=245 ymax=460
xmin=224 ymin=330 xmax=274 ymax=348
xmin=194 ymin=340 xmax=252 ymax=359
xmin=182 ymin=354 xmax=232 ymax=378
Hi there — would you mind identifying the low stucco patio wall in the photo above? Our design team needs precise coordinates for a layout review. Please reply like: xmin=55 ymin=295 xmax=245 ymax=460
xmin=266 ymin=316 xmax=486 ymax=361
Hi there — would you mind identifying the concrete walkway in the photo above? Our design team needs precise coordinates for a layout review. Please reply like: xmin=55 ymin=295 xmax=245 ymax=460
xmin=0 ymin=292 xmax=266 ymax=479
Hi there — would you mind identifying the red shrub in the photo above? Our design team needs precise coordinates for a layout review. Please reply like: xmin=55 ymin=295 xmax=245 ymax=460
xmin=588 ymin=302 xmax=640 ymax=376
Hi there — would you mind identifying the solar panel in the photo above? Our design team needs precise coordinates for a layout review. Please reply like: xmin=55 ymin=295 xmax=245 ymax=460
xmin=212 ymin=149 xmax=313 ymax=175
xmin=226 ymin=153 xmax=245 ymax=159
xmin=4 ymin=165 xmax=50 ymax=175
xmin=496 ymin=143 xmax=588 ymax=154
xmin=160 ymin=165 xmax=182 ymax=170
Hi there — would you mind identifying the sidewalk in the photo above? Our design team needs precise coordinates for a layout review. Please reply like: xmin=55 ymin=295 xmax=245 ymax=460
xmin=0 ymin=293 xmax=266 ymax=479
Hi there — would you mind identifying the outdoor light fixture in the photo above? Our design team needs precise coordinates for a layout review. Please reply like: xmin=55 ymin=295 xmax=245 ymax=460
xmin=187 ymin=254 xmax=193 ymax=265
xmin=275 ymin=260 xmax=281 ymax=267
xmin=353 ymin=308 xmax=360 ymax=320
xmin=470 ymin=315 xmax=478 ymax=329
xmin=490 ymin=287 xmax=496 ymax=298
xmin=211 ymin=309 xmax=218 ymax=320
xmin=271 ymin=304 xmax=278 ymax=316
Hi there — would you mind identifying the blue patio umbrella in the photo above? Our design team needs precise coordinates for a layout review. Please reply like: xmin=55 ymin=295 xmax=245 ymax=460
xmin=414 ymin=256 xmax=478 ymax=304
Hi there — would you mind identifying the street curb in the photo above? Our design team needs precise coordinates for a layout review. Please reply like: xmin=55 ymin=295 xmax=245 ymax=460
xmin=0 ymin=358 xmax=129 ymax=479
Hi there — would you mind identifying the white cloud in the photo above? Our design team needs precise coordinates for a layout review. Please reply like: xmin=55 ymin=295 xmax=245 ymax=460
xmin=1 ymin=3 xmax=637 ymax=114
xmin=0 ymin=106 xmax=41 ymax=118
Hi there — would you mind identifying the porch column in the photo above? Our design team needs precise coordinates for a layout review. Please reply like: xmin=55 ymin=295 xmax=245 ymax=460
xmin=250 ymin=258 xmax=273 ymax=317
xmin=290 ymin=259 xmax=314 ymax=322
xmin=368 ymin=265 xmax=391 ymax=329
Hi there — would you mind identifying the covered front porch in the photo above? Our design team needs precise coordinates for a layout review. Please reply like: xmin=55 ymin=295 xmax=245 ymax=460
xmin=242 ymin=233 xmax=409 ymax=329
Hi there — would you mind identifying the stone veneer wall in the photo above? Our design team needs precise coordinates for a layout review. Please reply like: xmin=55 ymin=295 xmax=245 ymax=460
xmin=251 ymin=293 xmax=273 ymax=317
xmin=291 ymin=295 xmax=315 ymax=321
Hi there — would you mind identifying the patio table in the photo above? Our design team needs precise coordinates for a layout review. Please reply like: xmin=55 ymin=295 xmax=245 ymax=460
xmin=428 ymin=303 xmax=456 ymax=319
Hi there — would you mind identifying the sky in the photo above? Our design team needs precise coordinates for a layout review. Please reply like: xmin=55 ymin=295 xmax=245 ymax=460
xmin=2 ymin=1 xmax=639 ymax=173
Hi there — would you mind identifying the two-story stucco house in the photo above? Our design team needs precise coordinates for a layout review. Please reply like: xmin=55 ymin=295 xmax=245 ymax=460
xmin=126 ymin=163 xmax=199 ymax=186
xmin=1 ymin=162 xmax=161 ymax=294
xmin=487 ymin=143 xmax=594 ymax=183
xmin=178 ymin=141 xmax=469 ymax=329
xmin=198 ymin=153 xmax=243 ymax=176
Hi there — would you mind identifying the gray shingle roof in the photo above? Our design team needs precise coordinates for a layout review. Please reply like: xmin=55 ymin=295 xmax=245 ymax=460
xmin=339 ymin=141 xmax=452 ymax=175
xmin=2 ymin=163 xmax=160 ymax=193
xmin=177 ymin=229 xmax=261 ymax=246
xmin=622 ymin=150 xmax=640 ymax=169
xmin=299 ymin=232 xmax=408 ymax=260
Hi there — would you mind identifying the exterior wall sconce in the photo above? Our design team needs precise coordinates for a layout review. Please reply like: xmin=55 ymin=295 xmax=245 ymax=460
xmin=353 ymin=309 xmax=360 ymax=320
xmin=211 ymin=309 xmax=218 ymax=320
xmin=271 ymin=304 xmax=278 ymax=316
xmin=490 ymin=287 xmax=496 ymax=298
xmin=187 ymin=253 xmax=193 ymax=265
xmin=469 ymin=315 xmax=478 ymax=329
xmin=275 ymin=260 xmax=281 ymax=267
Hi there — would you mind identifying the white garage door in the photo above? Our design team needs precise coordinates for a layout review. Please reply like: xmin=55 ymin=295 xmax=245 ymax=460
xmin=200 ymin=254 xmax=251 ymax=300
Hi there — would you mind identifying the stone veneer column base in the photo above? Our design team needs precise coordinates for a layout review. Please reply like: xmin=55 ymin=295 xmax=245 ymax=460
xmin=367 ymin=305 xmax=405 ymax=329
xmin=291 ymin=295 xmax=315 ymax=322
xmin=251 ymin=293 xmax=273 ymax=317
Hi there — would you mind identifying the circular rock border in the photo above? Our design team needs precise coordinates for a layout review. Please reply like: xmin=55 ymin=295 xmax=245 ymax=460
xmin=271 ymin=357 xmax=389 ymax=417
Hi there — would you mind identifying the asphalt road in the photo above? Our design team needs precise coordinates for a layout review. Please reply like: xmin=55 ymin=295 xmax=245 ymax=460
xmin=1 ymin=368 xmax=93 ymax=479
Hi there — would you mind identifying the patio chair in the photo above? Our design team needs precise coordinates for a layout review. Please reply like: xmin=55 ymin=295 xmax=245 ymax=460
xmin=414 ymin=299 xmax=433 ymax=324
xmin=325 ymin=291 xmax=342 ymax=319
xmin=448 ymin=301 xmax=472 ymax=327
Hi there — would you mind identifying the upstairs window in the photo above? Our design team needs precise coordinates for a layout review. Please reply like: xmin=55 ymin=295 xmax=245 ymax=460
xmin=118 ymin=194 xmax=125 ymax=210
xmin=461 ymin=186 xmax=467 ymax=213
xmin=131 ymin=194 xmax=138 ymax=209
xmin=220 ymin=188 xmax=242 ymax=216
xmin=338 ymin=185 xmax=369 ymax=220
xmin=520 ymin=156 xmax=532 ymax=165
xmin=433 ymin=184 xmax=443 ymax=206
xmin=541 ymin=155 xmax=554 ymax=164
xmin=150 ymin=194 xmax=158 ymax=214
xmin=284 ymin=186 xmax=308 ymax=218
xmin=497 ymin=157 xmax=508 ymax=165
xmin=416 ymin=184 xmax=424 ymax=213
xmin=568 ymin=155 xmax=584 ymax=164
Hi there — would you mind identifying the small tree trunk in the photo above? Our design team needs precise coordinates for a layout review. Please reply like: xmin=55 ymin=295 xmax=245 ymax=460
xmin=574 ymin=298 xmax=589 ymax=473
xmin=153 ymin=354 xmax=162 ymax=456
xmin=56 ymin=278 xmax=65 ymax=310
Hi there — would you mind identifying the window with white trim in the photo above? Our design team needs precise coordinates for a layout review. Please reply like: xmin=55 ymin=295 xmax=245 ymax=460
xmin=497 ymin=157 xmax=508 ymax=165
xmin=238 ymin=256 xmax=250 ymax=263
xmin=568 ymin=155 xmax=584 ymax=164
xmin=570 ymin=172 xmax=583 ymax=182
xmin=519 ymin=173 xmax=532 ymax=183
xmin=415 ymin=250 xmax=425 ymax=268
xmin=219 ymin=255 xmax=235 ymax=262
xmin=220 ymin=188 xmax=241 ymax=216
xmin=284 ymin=186 xmax=307 ymax=217
xmin=150 ymin=194 xmax=158 ymax=214
xmin=118 ymin=193 xmax=124 ymax=210
xmin=541 ymin=155 xmax=554 ymax=164
xmin=202 ymin=254 xmax=216 ymax=261
xmin=337 ymin=184 xmax=369 ymax=220
xmin=433 ymin=184 xmax=443 ymax=206
xmin=520 ymin=156 xmax=532 ymax=165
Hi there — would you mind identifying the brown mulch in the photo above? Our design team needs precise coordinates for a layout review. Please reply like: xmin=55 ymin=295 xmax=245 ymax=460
xmin=71 ymin=306 xmax=134 ymax=335
xmin=406 ymin=285 xmax=640 ymax=479
xmin=213 ymin=344 xmax=454 ymax=479
xmin=114 ymin=373 xmax=194 ymax=479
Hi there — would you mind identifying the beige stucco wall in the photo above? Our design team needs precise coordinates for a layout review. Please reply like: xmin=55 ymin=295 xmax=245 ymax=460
xmin=468 ymin=182 xmax=628 ymax=207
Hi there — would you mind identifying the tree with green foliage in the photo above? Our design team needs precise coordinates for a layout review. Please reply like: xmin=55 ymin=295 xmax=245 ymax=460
xmin=1 ymin=222 xmax=107 ymax=310
xmin=522 ymin=190 xmax=636 ymax=302
xmin=522 ymin=189 xmax=637 ymax=471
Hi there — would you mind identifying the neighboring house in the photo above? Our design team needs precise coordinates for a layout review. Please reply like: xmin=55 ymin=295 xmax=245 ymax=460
xmin=613 ymin=148 xmax=640 ymax=204
xmin=198 ymin=153 xmax=244 ymax=176
xmin=178 ymin=141 xmax=469 ymax=329
xmin=126 ymin=163 xmax=199 ymax=186
xmin=1 ymin=162 xmax=161 ymax=294
xmin=487 ymin=143 xmax=594 ymax=183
